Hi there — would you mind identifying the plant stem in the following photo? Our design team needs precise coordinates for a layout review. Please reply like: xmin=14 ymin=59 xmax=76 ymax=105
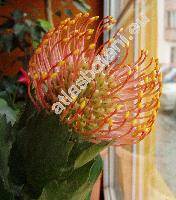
xmin=44 ymin=0 xmax=54 ymax=27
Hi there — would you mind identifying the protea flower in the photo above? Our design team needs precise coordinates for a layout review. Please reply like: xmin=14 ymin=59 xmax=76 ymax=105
xmin=25 ymin=13 xmax=162 ymax=145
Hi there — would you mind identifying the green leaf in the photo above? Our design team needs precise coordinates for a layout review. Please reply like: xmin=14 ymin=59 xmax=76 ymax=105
xmin=73 ymin=0 xmax=91 ymax=12
xmin=37 ymin=19 xmax=52 ymax=32
xmin=0 ymin=76 xmax=26 ymax=108
xmin=39 ymin=155 xmax=103 ymax=200
xmin=32 ymin=40 xmax=39 ymax=48
xmin=85 ymin=192 xmax=91 ymax=200
xmin=0 ymin=178 xmax=14 ymax=200
xmin=12 ymin=10 xmax=23 ymax=21
xmin=39 ymin=162 xmax=92 ymax=200
xmin=9 ymin=103 xmax=103 ymax=199
xmin=64 ymin=9 xmax=73 ymax=16
xmin=74 ymin=141 xmax=110 ymax=169
xmin=88 ymin=156 xmax=102 ymax=183
xmin=0 ymin=33 xmax=14 ymax=52
xmin=9 ymin=109 xmax=76 ymax=199
xmin=0 ymin=115 xmax=13 ymax=190
xmin=13 ymin=23 xmax=27 ymax=35
xmin=68 ymin=140 xmax=92 ymax=166
xmin=30 ymin=26 xmax=42 ymax=41
xmin=0 ymin=98 xmax=18 ymax=125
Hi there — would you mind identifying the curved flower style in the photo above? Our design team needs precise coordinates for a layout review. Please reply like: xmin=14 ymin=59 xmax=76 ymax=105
xmin=27 ymin=13 xmax=162 ymax=145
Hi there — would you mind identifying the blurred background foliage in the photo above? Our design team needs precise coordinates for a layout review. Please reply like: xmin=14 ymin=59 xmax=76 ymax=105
xmin=0 ymin=0 xmax=91 ymax=123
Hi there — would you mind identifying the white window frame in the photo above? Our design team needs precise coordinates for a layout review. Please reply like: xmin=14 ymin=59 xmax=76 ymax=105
xmin=103 ymin=1 xmax=146 ymax=200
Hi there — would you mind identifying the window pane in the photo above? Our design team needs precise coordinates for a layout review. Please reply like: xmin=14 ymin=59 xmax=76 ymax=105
xmin=105 ymin=0 xmax=176 ymax=199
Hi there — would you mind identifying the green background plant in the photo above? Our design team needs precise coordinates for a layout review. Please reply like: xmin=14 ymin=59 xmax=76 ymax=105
xmin=0 ymin=1 xmax=106 ymax=199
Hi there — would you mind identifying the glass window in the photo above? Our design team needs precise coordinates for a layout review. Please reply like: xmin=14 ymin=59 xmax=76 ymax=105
xmin=171 ymin=47 xmax=176 ymax=63
xmin=166 ymin=10 xmax=176 ymax=28
xmin=104 ymin=0 xmax=176 ymax=199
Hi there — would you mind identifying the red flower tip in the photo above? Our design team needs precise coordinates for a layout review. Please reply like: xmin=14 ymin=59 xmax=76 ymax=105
xmin=18 ymin=67 xmax=30 ymax=86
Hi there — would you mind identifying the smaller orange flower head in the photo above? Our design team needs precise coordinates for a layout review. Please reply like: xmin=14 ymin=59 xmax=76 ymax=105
xmin=28 ymin=13 xmax=162 ymax=145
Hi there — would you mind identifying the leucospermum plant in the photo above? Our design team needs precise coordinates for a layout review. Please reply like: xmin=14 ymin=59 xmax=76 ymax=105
xmin=23 ymin=13 xmax=162 ymax=146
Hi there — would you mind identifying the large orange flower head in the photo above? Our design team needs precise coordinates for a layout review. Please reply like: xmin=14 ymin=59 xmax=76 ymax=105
xmin=27 ymin=13 xmax=162 ymax=145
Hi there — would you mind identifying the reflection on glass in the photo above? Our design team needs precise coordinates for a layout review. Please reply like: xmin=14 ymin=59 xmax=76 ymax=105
xmin=105 ymin=0 xmax=176 ymax=199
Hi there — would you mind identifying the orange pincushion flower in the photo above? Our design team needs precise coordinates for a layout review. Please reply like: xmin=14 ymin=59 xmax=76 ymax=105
xmin=27 ymin=13 xmax=162 ymax=145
